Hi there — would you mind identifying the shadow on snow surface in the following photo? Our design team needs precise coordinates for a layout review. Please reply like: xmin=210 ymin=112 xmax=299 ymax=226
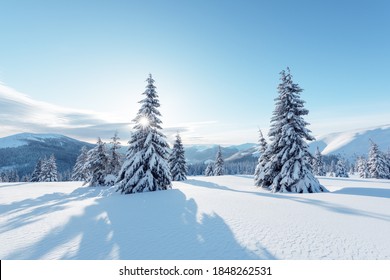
xmin=2 ymin=186 xmax=271 ymax=260
xmin=184 ymin=179 xmax=390 ymax=222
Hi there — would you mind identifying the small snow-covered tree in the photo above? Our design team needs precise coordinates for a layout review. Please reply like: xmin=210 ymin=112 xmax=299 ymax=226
xmin=205 ymin=162 xmax=214 ymax=176
xmin=107 ymin=132 xmax=122 ymax=177
xmin=257 ymin=68 xmax=326 ymax=193
xmin=368 ymin=140 xmax=389 ymax=179
xmin=31 ymin=158 xmax=43 ymax=182
xmin=71 ymin=146 xmax=90 ymax=181
xmin=40 ymin=154 xmax=58 ymax=182
xmin=116 ymin=74 xmax=172 ymax=194
xmin=335 ymin=158 xmax=349 ymax=178
xmin=312 ymin=147 xmax=326 ymax=176
xmin=356 ymin=157 xmax=369 ymax=178
xmin=328 ymin=160 xmax=336 ymax=177
xmin=168 ymin=133 xmax=187 ymax=181
xmin=214 ymin=146 xmax=224 ymax=176
xmin=254 ymin=129 xmax=269 ymax=187
xmin=85 ymin=138 xmax=109 ymax=186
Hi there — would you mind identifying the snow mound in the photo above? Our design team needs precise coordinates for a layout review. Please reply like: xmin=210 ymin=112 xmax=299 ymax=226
xmin=0 ymin=176 xmax=389 ymax=260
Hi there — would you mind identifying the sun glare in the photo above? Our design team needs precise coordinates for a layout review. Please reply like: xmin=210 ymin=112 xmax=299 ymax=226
xmin=139 ymin=116 xmax=150 ymax=127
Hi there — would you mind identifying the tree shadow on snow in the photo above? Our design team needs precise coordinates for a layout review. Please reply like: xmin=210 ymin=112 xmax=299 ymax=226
xmin=2 ymin=187 xmax=272 ymax=260
xmin=334 ymin=187 xmax=390 ymax=199
xmin=184 ymin=179 xmax=390 ymax=222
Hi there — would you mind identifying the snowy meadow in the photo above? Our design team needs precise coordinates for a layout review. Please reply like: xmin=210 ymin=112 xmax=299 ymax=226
xmin=1 ymin=175 xmax=389 ymax=260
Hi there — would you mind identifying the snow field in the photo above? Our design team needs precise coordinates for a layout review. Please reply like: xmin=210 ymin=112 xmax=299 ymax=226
xmin=0 ymin=176 xmax=389 ymax=259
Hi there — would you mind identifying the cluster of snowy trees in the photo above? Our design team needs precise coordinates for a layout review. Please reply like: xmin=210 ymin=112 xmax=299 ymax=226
xmin=0 ymin=169 xmax=20 ymax=183
xmin=71 ymin=133 xmax=123 ymax=187
xmin=204 ymin=146 xmax=225 ymax=176
xmin=30 ymin=154 xmax=58 ymax=182
xmin=355 ymin=140 xmax=390 ymax=179
xmin=254 ymin=68 xmax=327 ymax=193
xmin=310 ymin=148 xmax=350 ymax=178
xmin=70 ymin=74 xmax=188 ymax=194
xmin=310 ymin=140 xmax=390 ymax=180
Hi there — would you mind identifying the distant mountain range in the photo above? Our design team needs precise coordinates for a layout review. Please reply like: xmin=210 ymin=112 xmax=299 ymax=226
xmin=0 ymin=133 xmax=94 ymax=178
xmin=1 ymin=124 xmax=389 ymax=178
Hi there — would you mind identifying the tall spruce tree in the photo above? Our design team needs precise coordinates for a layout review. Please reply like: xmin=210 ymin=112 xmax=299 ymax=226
xmin=214 ymin=146 xmax=224 ymax=176
xmin=254 ymin=129 xmax=269 ymax=187
xmin=168 ymin=133 xmax=187 ymax=181
xmin=368 ymin=140 xmax=389 ymax=179
xmin=71 ymin=146 xmax=90 ymax=181
xmin=257 ymin=68 xmax=326 ymax=193
xmin=85 ymin=138 xmax=109 ymax=186
xmin=116 ymin=74 xmax=172 ymax=194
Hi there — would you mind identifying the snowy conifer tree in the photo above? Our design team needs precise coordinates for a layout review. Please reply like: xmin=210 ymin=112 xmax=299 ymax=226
xmin=356 ymin=157 xmax=369 ymax=178
xmin=85 ymin=138 xmax=109 ymax=186
xmin=254 ymin=129 xmax=269 ymax=187
xmin=71 ymin=146 xmax=90 ymax=181
xmin=107 ymin=132 xmax=122 ymax=177
xmin=205 ymin=162 xmax=214 ymax=176
xmin=368 ymin=140 xmax=389 ymax=179
xmin=40 ymin=154 xmax=58 ymax=182
xmin=335 ymin=158 xmax=349 ymax=178
xmin=168 ymin=133 xmax=187 ymax=181
xmin=116 ymin=74 xmax=172 ymax=194
xmin=31 ymin=158 xmax=43 ymax=182
xmin=312 ymin=147 xmax=326 ymax=176
xmin=214 ymin=146 xmax=224 ymax=176
xmin=257 ymin=68 xmax=326 ymax=193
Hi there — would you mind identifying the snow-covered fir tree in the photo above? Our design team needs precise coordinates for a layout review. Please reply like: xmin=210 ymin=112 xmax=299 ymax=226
xmin=116 ymin=74 xmax=172 ymax=194
xmin=85 ymin=138 xmax=109 ymax=186
xmin=214 ymin=146 xmax=224 ymax=176
xmin=71 ymin=146 xmax=90 ymax=181
xmin=385 ymin=148 xmax=390 ymax=178
xmin=40 ymin=154 xmax=58 ymax=182
xmin=335 ymin=158 xmax=349 ymax=178
xmin=356 ymin=157 xmax=369 ymax=178
xmin=312 ymin=147 xmax=326 ymax=176
xmin=254 ymin=129 xmax=269 ymax=187
xmin=256 ymin=68 xmax=326 ymax=193
xmin=205 ymin=162 xmax=214 ymax=176
xmin=368 ymin=140 xmax=389 ymax=179
xmin=168 ymin=133 xmax=187 ymax=181
xmin=329 ymin=160 xmax=336 ymax=177
xmin=31 ymin=158 xmax=43 ymax=182
xmin=107 ymin=131 xmax=122 ymax=177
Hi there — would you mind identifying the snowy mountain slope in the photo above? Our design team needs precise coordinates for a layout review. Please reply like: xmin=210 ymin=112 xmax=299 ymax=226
xmin=0 ymin=133 xmax=94 ymax=177
xmin=1 ymin=175 xmax=389 ymax=260
xmin=309 ymin=124 xmax=390 ymax=158
xmin=0 ymin=133 xmax=73 ymax=149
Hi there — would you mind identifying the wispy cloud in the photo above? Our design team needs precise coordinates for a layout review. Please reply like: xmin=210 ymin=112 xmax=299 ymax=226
xmin=0 ymin=82 xmax=132 ymax=142
xmin=0 ymin=83 xmax=264 ymax=145
xmin=0 ymin=82 xmax=194 ymax=144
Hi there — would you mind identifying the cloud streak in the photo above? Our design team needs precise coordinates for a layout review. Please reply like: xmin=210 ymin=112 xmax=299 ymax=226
xmin=0 ymin=82 xmax=195 ymax=144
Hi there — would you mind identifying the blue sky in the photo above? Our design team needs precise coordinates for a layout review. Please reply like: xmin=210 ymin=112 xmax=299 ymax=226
xmin=0 ymin=0 xmax=389 ymax=145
